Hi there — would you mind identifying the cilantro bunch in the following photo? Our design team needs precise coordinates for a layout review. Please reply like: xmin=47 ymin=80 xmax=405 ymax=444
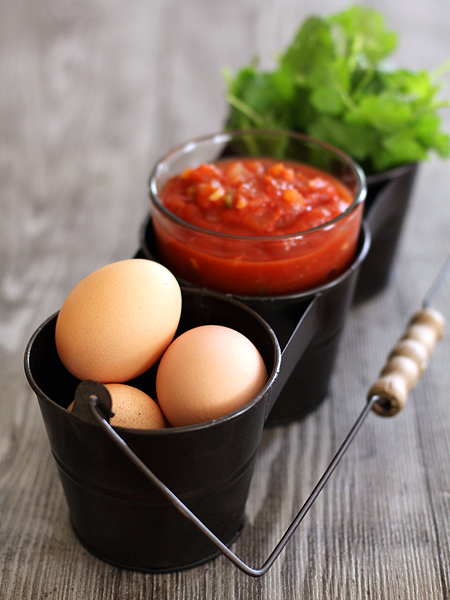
xmin=224 ymin=5 xmax=450 ymax=174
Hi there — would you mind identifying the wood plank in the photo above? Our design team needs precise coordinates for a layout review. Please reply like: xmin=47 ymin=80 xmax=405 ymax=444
xmin=1 ymin=0 xmax=450 ymax=597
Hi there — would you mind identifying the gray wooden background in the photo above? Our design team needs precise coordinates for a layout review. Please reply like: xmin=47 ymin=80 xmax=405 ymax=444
xmin=1 ymin=0 xmax=450 ymax=598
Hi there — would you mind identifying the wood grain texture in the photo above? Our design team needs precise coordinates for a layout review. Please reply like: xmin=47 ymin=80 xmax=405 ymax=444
xmin=1 ymin=0 xmax=450 ymax=597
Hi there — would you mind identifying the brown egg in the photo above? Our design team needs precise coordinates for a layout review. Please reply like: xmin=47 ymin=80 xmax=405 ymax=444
xmin=68 ymin=383 xmax=166 ymax=429
xmin=55 ymin=259 xmax=182 ymax=382
xmin=156 ymin=325 xmax=268 ymax=427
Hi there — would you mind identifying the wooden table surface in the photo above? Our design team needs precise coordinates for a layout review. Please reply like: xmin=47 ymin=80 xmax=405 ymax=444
xmin=2 ymin=0 xmax=450 ymax=597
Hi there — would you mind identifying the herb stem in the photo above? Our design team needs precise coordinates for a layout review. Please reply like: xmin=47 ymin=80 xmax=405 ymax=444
xmin=430 ymin=58 xmax=450 ymax=80
xmin=226 ymin=94 xmax=267 ymax=128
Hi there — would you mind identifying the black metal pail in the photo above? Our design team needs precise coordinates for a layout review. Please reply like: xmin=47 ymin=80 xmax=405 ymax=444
xmin=354 ymin=162 xmax=419 ymax=303
xmin=24 ymin=288 xmax=282 ymax=572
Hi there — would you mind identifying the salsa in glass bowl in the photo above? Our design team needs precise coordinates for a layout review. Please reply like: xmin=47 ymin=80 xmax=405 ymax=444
xmin=149 ymin=131 xmax=366 ymax=296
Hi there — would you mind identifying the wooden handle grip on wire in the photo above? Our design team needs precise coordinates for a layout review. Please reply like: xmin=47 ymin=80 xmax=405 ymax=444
xmin=368 ymin=307 xmax=446 ymax=417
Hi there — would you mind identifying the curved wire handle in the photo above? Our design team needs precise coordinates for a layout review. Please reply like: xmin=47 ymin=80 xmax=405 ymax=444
xmin=79 ymin=254 xmax=449 ymax=576
xmin=86 ymin=390 xmax=377 ymax=577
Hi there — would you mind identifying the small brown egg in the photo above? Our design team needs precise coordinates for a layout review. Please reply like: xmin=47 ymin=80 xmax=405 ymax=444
xmin=68 ymin=383 xmax=166 ymax=429
xmin=55 ymin=259 xmax=182 ymax=382
xmin=156 ymin=325 xmax=268 ymax=427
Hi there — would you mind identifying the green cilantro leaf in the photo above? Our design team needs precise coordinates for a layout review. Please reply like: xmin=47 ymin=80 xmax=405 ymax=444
xmin=223 ymin=4 xmax=450 ymax=174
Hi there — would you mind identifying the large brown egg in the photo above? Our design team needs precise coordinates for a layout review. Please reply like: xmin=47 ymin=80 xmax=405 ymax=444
xmin=156 ymin=325 xmax=268 ymax=427
xmin=55 ymin=259 xmax=182 ymax=382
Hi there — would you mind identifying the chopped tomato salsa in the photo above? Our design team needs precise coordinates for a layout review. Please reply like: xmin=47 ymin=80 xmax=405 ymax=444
xmin=160 ymin=159 xmax=353 ymax=236
xmin=152 ymin=158 xmax=363 ymax=296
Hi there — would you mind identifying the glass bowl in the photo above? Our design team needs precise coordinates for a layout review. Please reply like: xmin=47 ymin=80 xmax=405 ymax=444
xmin=149 ymin=130 xmax=366 ymax=296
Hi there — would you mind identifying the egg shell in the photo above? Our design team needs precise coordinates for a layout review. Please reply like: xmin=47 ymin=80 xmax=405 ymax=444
xmin=55 ymin=259 xmax=182 ymax=382
xmin=68 ymin=383 xmax=166 ymax=430
xmin=156 ymin=324 xmax=268 ymax=427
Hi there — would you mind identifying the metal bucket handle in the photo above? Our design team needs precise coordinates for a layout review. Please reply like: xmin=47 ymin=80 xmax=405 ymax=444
xmin=63 ymin=296 xmax=448 ymax=576
xmin=72 ymin=379 xmax=376 ymax=577
xmin=28 ymin=248 xmax=447 ymax=576
xmin=68 ymin=254 xmax=448 ymax=577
